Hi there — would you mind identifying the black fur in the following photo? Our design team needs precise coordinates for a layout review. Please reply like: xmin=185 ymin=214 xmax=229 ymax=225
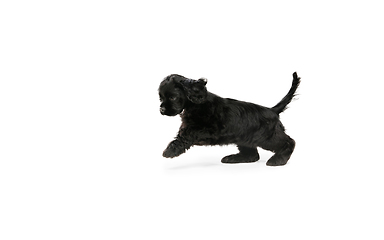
xmin=159 ymin=73 xmax=301 ymax=166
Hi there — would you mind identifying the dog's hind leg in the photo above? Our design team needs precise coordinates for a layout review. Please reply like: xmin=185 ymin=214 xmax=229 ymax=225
xmin=221 ymin=145 xmax=260 ymax=164
xmin=264 ymin=135 xmax=295 ymax=166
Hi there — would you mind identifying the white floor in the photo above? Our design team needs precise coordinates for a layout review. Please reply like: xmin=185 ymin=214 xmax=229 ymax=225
xmin=1 ymin=1 xmax=383 ymax=239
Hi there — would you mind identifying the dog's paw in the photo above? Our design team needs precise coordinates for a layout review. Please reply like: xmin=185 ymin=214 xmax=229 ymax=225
xmin=221 ymin=154 xmax=258 ymax=164
xmin=162 ymin=140 xmax=185 ymax=158
xmin=266 ymin=155 xmax=288 ymax=166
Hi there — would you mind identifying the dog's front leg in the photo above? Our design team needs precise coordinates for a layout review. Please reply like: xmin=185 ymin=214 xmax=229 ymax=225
xmin=162 ymin=127 xmax=196 ymax=158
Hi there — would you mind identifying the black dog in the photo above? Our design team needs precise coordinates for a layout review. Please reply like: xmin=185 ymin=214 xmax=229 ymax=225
xmin=159 ymin=73 xmax=300 ymax=166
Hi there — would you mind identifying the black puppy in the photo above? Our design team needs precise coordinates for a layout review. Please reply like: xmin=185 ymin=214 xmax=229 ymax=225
xmin=159 ymin=73 xmax=300 ymax=166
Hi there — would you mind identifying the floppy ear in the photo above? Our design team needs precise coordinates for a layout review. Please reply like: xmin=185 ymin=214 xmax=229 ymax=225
xmin=179 ymin=78 xmax=208 ymax=104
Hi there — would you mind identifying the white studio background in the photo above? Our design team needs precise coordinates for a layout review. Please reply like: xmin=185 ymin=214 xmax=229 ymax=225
xmin=1 ymin=1 xmax=383 ymax=239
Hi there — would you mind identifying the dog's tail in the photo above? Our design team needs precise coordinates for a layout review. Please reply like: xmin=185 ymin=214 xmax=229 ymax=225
xmin=271 ymin=72 xmax=301 ymax=114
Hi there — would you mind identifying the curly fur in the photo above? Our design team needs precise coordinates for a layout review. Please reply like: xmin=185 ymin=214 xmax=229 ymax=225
xmin=159 ymin=72 xmax=301 ymax=166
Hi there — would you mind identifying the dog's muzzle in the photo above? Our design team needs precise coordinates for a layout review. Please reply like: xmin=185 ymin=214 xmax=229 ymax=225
xmin=160 ymin=107 xmax=166 ymax=115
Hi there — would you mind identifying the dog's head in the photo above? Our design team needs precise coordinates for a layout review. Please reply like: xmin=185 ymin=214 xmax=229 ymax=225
xmin=159 ymin=74 xmax=208 ymax=116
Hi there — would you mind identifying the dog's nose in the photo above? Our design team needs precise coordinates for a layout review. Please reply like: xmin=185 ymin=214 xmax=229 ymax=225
xmin=160 ymin=107 xmax=166 ymax=114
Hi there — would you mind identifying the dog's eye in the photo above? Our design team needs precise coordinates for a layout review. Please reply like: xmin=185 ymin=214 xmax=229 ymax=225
xmin=169 ymin=96 xmax=177 ymax=101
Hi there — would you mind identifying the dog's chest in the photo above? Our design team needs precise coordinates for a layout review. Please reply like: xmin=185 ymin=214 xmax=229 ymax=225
xmin=181 ymin=112 xmax=210 ymax=126
xmin=180 ymin=108 xmax=224 ymax=132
